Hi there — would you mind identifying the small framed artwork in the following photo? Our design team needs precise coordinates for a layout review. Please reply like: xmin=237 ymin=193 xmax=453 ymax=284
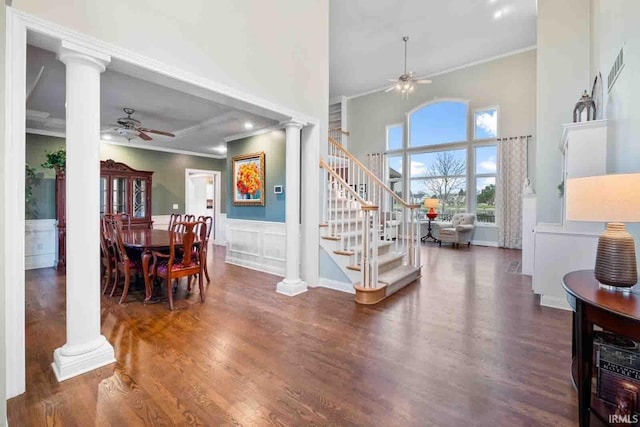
xmin=232 ymin=152 xmax=265 ymax=206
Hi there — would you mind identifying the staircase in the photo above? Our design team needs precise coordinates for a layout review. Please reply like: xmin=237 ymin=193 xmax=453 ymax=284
xmin=320 ymin=133 xmax=422 ymax=304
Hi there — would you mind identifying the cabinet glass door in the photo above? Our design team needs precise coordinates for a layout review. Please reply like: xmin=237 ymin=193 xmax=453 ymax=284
xmin=132 ymin=178 xmax=146 ymax=218
xmin=112 ymin=177 xmax=128 ymax=214
xmin=100 ymin=177 xmax=107 ymax=216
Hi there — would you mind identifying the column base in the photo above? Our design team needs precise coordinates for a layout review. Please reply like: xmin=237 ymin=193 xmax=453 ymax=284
xmin=52 ymin=335 xmax=116 ymax=382
xmin=276 ymin=278 xmax=308 ymax=297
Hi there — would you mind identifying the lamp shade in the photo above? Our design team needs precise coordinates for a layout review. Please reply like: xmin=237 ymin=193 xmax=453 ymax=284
xmin=566 ymin=174 xmax=640 ymax=223
xmin=423 ymin=198 xmax=439 ymax=209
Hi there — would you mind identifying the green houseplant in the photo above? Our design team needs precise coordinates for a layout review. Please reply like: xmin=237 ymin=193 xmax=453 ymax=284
xmin=41 ymin=148 xmax=66 ymax=173
xmin=25 ymin=164 xmax=41 ymax=218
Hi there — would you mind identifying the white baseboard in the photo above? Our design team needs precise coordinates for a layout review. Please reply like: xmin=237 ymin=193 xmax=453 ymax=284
xmin=471 ymin=240 xmax=499 ymax=247
xmin=540 ymin=295 xmax=572 ymax=311
xmin=317 ymin=278 xmax=355 ymax=294
xmin=224 ymin=258 xmax=284 ymax=277
xmin=25 ymin=219 xmax=57 ymax=270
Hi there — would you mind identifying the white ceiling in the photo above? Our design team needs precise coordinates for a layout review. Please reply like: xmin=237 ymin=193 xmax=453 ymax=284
xmin=26 ymin=45 xmax=278 ymax=156
xmin=329 ymin=0 xmax=537 ymax=98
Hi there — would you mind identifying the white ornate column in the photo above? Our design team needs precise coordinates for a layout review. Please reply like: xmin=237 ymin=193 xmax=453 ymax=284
xmin=277 ymin=121 xmax=308 ymax=296
xmin=52 ymin=41 xmax=115 ymax=381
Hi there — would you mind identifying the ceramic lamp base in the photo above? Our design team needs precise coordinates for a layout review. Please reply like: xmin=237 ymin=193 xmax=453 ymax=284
xmin=594 ymin=223 xmax=638 ymax=288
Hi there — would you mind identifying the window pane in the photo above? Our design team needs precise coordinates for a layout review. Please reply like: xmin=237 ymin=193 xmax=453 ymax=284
xmin=409 ymin=101 xmax=467 ymax=147
xmin=387 ymin=155 xmax=403 ymax=200
xmin=387 ymin=125 xmax=403 ymax=150
xmin=410 ymin=149 xmax=466 ymax=178
xmin=411 ymin=178 xmax=467 ymax=218
xmin=474 ymin=108 xmax=498 ymax=139
xmin=475 ymin=145 xmax=497 ymax=174
xmin=476 ymin=177 xmax=496 ymax=223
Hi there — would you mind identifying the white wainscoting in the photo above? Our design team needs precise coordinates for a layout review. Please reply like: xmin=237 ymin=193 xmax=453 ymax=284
xmin=152 ymin=214 xmax=226 ymax=247
xmin=225 ymin=218 xmax=285 ymax=276
xmin=25 ymin=219 xmax=57 ymax=270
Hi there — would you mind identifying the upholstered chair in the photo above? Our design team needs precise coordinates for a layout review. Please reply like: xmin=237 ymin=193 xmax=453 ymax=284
xmin=435 ymin=213 xmax=476 ymax=248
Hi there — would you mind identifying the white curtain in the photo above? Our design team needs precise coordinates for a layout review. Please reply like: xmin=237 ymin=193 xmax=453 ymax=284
xmin=496 ymin=137 xmax=527 ymax=249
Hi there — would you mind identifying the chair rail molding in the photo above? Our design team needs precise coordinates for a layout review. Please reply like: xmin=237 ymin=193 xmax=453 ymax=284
xmin=225 ymin=219 xmax=286 ymax=277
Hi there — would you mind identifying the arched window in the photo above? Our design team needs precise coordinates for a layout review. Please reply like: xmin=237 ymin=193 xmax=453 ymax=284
xmin=409 ymin=100 xmax=468 ymax=147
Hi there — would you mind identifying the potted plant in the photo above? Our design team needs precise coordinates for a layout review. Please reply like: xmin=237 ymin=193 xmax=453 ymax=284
xmin=41 ymin=148 xmax=66 ymax=173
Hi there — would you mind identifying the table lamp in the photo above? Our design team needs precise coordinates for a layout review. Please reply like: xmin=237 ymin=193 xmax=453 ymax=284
xmin=566 ymin=174 xmax=640 ymax=290
xmin=424 ymin=198 xmax=439 ymax=220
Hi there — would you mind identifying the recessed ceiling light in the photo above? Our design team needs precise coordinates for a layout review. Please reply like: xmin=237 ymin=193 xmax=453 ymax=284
xmin=103 ymin=134 xmax=112 ymax=140
xmin=244 ymin=122 xmax=253 ymax=130
xmin=494 ymin=9 xmax=503 ymax=19
xmin=212 ymin=145 xmax=227 ymax=154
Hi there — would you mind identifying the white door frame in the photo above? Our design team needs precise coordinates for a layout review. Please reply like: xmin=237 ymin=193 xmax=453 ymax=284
xmin=4 ymin=7 xmax=321 ymax=398
xmin=184 ymin=168 xmax=223 ymax=246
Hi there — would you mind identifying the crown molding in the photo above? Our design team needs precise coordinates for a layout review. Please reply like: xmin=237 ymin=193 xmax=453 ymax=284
xmin=223 ymin=124 xmax=285 ymax=143
xmin=26 ymin=128 xmax=65 ymax=138
xmin=345 ymin=45 xmax=537 ymax=100
xmin=100 ymin=139 xmax=226 ymax=159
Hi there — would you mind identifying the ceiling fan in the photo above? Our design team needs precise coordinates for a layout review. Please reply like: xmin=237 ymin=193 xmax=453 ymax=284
xmin=104 ymin=108 xmax=175 ymax=141
xmin=384 ymin=36 xmax=432 ymax=98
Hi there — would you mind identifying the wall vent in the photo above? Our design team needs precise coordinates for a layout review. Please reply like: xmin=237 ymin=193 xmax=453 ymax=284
xmin=607 ymin=45 xmax=625 ymax=92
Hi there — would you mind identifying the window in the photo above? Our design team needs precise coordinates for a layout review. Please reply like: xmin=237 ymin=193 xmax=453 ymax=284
xmin=409 ymin=150 xmax=467 ymax=219
xmin=475 ymin=145 xmax=497 ymax=223
xmin=409 ymin=101 xmax=467 ymax=147
xmin=474 ymin=107 xmax=499 ymax=140
xmin=386 ymin=124 xmax=403 ymax=151
xmin=384 ymin=100 xmax=499 ymax=225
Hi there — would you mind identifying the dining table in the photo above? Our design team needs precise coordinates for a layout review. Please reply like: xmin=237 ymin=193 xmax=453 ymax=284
xmin=120 ymin=228 xmax=201 ymax=302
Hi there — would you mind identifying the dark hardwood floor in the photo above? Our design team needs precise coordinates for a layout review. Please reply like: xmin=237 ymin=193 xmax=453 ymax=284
xmin=9 ymin=244 xmax=582 ymax=426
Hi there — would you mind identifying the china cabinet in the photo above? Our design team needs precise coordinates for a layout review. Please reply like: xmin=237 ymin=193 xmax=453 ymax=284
xmin=56 ymin=159 xmax=154 ymax=271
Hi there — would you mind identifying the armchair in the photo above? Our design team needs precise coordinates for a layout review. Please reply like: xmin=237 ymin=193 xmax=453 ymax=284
xmin=435 ymin=213 xmax=476 ymax=248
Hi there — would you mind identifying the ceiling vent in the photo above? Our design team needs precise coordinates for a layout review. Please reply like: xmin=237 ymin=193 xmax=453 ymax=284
xmin=607 ymin=45 xmax=625 ymax=92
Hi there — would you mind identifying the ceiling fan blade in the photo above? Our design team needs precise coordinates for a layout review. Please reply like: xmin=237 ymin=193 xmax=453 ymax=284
xmin=384 ymin=86 xmax=395 ymax=93
xmin=416 ymin=79 xmax=432 ymax=84
xmin=137 ymin=131 xmax=153 ymax=141
xmin=138 ymin=127 xmax=175 ymax=137
xmin=387 ymin=78 xmax=400 ymax=82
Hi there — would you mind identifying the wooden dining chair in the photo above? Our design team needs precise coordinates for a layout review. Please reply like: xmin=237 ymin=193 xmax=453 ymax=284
xmin=99 ymin=217 xmax=116 ymax=295
xmin=151 ymin=221 xmax=206 ymax=310
xmin=110 ymin=220 xmax=142 ymax=304
xmin=180 ymin=214 xmax=195 ymax=232
xmin=197 ymin=215 xmax=214 ymax=282
xmin=168 ymin=213 xmax=182 ymax=231
xmin=105 ymin=213 xmax=131 ymax=231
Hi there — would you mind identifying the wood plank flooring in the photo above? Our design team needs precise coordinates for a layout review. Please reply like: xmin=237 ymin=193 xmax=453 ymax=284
xmin=9 ymin=244 xmax=582 ymax=426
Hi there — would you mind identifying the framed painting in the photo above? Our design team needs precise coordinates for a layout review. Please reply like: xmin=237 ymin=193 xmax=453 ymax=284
xmin=232 ymin=152 xmax=265 ymax=206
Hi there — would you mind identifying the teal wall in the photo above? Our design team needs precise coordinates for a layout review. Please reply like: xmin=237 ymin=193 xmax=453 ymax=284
xmin=226 ymin=130 xmax=286 ymax=222
xmin=25 ymin=133 xmax=227 ymax=219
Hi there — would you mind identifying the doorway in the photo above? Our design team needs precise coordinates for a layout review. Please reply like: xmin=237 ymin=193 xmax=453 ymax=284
xmin=185 ymin=169 xmax=221 ymax=243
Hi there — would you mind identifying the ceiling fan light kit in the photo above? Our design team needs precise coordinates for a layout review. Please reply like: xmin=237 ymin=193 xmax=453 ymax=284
xmin=385 ymin=36 xmax=431 ymax=98
xmin=105 ymin=107 xmax=176 ymax=142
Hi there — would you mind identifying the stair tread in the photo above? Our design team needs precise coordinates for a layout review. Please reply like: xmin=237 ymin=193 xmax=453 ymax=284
xmin=350 ymin=240 xmax=393 ymax=253
xmin=347 ymin=252 xmax=405 ymax=271
xmin=378 ymin=265 xmax=421 ymax=286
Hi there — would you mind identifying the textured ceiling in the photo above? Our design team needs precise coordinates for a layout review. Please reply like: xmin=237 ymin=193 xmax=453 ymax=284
xmin=330 ymin=0 xmax=537 ymax=98
xmin=26 ymin=45 xmax=278 ymax=155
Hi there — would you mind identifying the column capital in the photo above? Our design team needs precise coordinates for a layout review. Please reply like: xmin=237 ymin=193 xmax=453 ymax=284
xmin=280 ymin=119 xmax=305 ymax=130
xmin=57 ymin=40 xmax=111 ymax=72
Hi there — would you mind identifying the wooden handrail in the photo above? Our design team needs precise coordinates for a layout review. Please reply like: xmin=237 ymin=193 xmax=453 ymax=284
xmin=330 ymin=128 xmax=350 ymax=136
xmin=328 ymin=137 xmax=416 ymax=209
xmin=320 ymin=159 xmax=375 ymax=209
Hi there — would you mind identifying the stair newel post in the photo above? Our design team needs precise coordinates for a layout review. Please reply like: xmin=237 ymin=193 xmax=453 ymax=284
xmin=360 ymin=204 xmax=379 ymax=288
xmin=370 ymin=207 xmax=379 ymax=287
xmin=408 ymin=205 xmax=420 ymax=267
